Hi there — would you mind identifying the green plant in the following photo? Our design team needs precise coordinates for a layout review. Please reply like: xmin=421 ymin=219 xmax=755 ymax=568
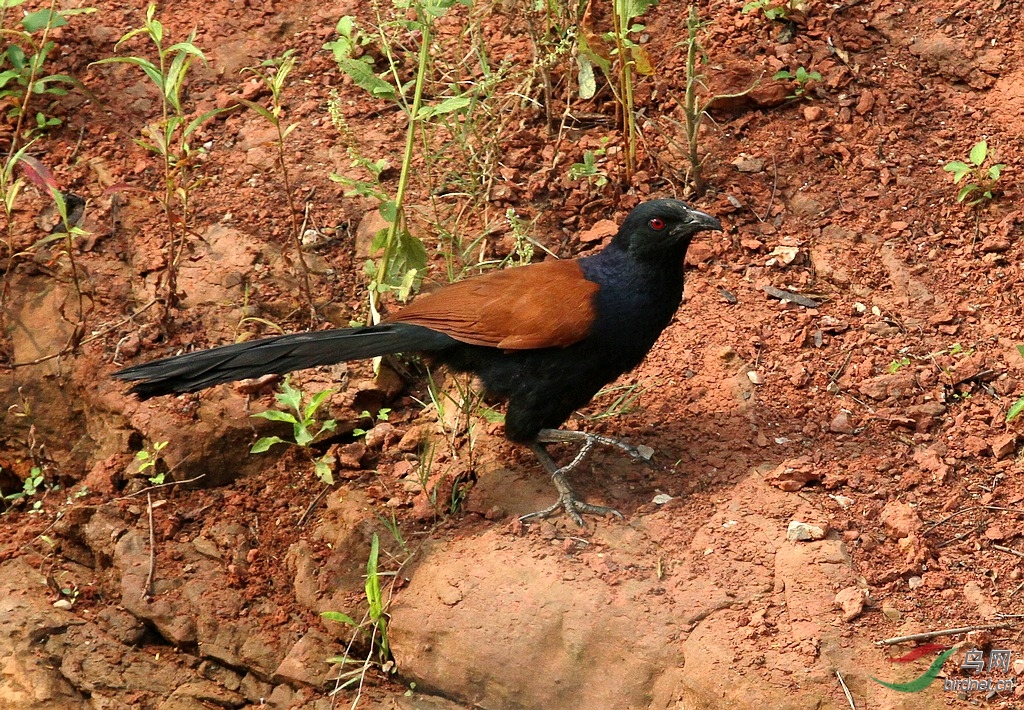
xmin=326 ymin=5 xmax=477 ymax=319
xmin=239 ymin=50 xmax=315 ymax=320
xmin=502 ymin=208 xmax=536 ymax=268
xmin=741 ymin=0 xmax=805 ymax=21
xmin=135 ymin=440 xmax=168 ymax=485
xmin=886 ymin=356 xmax=910 ymax=374
xmin=675 ymin=6 xmax=757 ymax=194
xmin=568 ymin=148 xmax=609 ymax=187
xmin=943 ymin=140 xmax=1005 ymax=206
xmin=1 ymin=465 xmax=46 ymax=512
xmin=92 ymin=4 xmax=229 ymax=309
xmin=772 ymin=66 xmax=821 ymax=99
xmin=0 ymin=0 xmax=93 ymax=144
xmin=576 ymin=0 xmax=656 ymax=183
xmin=1007 ymin=345 xmax=1024 ymax=423
xmin=586 ymin=381 xmax=650 ymax=420
xmin=322 ymin=533 xmax=393 ymax=695
xmin=251 ymin=376 xmax=337 ymax=484
xmin=352 ymin=407 xmax=391 ymax=439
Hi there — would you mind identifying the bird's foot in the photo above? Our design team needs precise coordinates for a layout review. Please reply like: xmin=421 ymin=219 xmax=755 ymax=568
xmin=535 ymin=428 xmax=655 ymax=464
xmin=519 ymin=471 xmax=623 ymax=527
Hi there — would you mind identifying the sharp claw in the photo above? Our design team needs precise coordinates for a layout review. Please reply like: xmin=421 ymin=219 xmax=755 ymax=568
xmin=519 ymin=471 xmax=623 ymax=527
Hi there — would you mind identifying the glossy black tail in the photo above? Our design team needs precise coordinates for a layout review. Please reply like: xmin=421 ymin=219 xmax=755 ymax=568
xmin=113 ymin=322 xmax=457 ymax=399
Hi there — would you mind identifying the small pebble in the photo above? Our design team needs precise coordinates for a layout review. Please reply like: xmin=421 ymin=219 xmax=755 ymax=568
xmin=787 ymin=520 xmax=826 ymax=541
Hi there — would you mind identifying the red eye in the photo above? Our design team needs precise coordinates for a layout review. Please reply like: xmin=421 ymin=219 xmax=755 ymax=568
xmin=649 ymin=217 xmax=666 ymax=230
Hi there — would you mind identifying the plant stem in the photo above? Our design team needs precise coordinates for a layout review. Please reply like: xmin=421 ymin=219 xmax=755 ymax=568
xmin=611 ymin=0 xmax=635 ymax=182
xmin=8 ymin=0 xmax=59 ymax=156
xmin=372 ymin=14 xmax=432 ymax=322
xmin=683 ymin=6 xmax=705 ymax=195
xmin=273 ymin=124 xmax=316 ymax=322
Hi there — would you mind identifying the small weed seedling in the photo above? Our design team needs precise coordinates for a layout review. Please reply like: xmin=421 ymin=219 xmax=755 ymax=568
xmin=1006 ymin=346 xmax=1024 ymax=423
xmin=1 ymin=466 xmax=46 ymax=513
xmin=322 ymin=533 xmax=394 ymax=698
xmin=0 ymin=1 xmax=93 ymax=144
xmin=239 ymin=50 xmax=316 ymax=320
xmin=886 ymin=357 xmax=910 ymax=374
xmin=741 ymin=0 xmax=806 ymax=22
xmin=352 ymin=407 xmax=391 ymax=439
xmin=251 ymin=376 xmax=338 ymax=484
xmin=577 ymin=0 xmax=657 ymax=182
xmin=674 ymin=6 xmax=758 ymax=194
xmin=943 ymin=140 xmax=1005 ymax=207
xmin=773 ymin=66 xmax=821 ymax=99
xmin=135 ymin=440 xmax=169 ymax=485
xmin=93 ymin=4 xmax=230 ymax=309
xmin=568 ymin=148 xmax=609 ymax=188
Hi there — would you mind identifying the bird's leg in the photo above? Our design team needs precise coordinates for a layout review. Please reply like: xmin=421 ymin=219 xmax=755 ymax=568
xmin=519 ymin=440 xmax=625 ymax=526
xmin=535 ymin=428 xmax=655 ymax=464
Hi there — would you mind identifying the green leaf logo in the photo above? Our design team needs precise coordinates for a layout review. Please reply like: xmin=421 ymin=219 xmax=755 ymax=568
xmin=872 ymin=647 xmax=957 ymax=693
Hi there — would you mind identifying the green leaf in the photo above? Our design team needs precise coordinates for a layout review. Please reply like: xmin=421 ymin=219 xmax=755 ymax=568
xmin=183 ymin=105 xmax=235 ymax=138
xmin=294 ymin=427 xmax=314 ymax=448
xmin=1016 ymin=344 xmax=1024 ymax=360
xmin=772 ymin=69 xmax=792 ymax=81
xmin=336 ymin=15 xmax=356 ymax=39
xmin=252 ymin=409 xmax=298 ymax=423
xmin=969 ymin=140 xmax=987 ymax=167
xmin=871 ymin=647 xmax=957 ymax=693
xmin=22 ymin=9 xmax=68 ymax=32
xmin=250 ymin=436 xmax=286 ymax=453
xmin=943 ymin=161 xmax=969 ymax=183
xmin=416 ymin=95 xmax=471 ymax=119
xmin=276 ymin=379 xmax=303 ymax=413
xmin=956 ymin=183 xmax=978 ymax=202
xmin=379 ymin=200 xmax=398 ymax=224
xmin=365 ymin=533 xmax=381 ymax=612
xmin=1007 ymin=395 xmax=1024 ymax=423
xmin=321 ymin=610 xmax=359 ymax=626
xmin=988 ymin=163 xmax=1004 ymax=181
xmin=576 ymin=53 xmax=596 ymax=100
xmin=305 ymin=388 xmax=334 ymax=420
xmin=334 ymin=57 xmax=397 ymax=101
xmin=314 ymin=457 xmax=335 ymax=485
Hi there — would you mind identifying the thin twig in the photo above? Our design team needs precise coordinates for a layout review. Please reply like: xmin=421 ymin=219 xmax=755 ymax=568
xmin=937 ymin=523 xmax=985 ymax=548
xmin=7 ymin=297 xmax=158 ymax=369
xmin=114 ymin=473 xmax=204 ymax=501
xmin=835 ymin=669 xmax=856 ymax=710
xmin=924 ymin=505 xmax=977 ymax=534
xmin=144 ymin=492 xmax=155 ymax=600
xmin=875 ymin=623 xmax=1018 ymax=646
xmin=298 ymin=486 xmax=333 ymax=527
xmin=992 ymin=544 xmax=1024 ymax=559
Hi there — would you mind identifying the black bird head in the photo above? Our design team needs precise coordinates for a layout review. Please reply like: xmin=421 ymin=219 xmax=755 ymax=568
xmin=611 ymin=198 xmax=722 ymax=260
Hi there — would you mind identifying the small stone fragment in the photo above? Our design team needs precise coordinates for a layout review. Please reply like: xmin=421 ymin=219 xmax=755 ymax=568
xmin=991 ymin=432 xmax=1018 ymax=460
xmin=765 ymin=457 xmax=820 ymax=492
xmin=880 ymin=501 xmax=922 ymax=540
xmin=787 ymin=520 xmax=826 ymax=542
xmin=829 ymin=410 xmax=855 ymax=435
xmin=834 ymin=587 xmax=867 ymax=621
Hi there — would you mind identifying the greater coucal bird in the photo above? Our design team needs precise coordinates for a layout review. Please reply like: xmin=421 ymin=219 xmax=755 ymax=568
xmin=114 ymin=199 xmax=722 ymax=524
